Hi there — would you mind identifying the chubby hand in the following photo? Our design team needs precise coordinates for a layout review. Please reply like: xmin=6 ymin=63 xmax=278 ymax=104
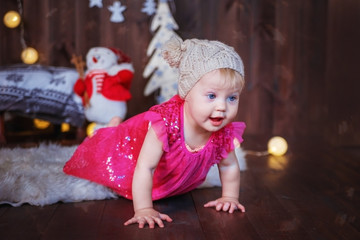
xmin=204 ymin=197 xmax=245 ymax=213
xmin=124 ymin=207 xmax=173 ymax=228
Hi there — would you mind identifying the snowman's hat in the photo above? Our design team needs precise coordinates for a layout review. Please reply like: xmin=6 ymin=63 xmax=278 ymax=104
xmin=108 ymin=48 xmax=131 ymax=63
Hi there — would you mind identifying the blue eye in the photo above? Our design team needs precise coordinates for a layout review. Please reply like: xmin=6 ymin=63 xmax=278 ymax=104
xmin=207 ymin=93 xmax=216 ymax=99
xmin=228 ymin=95 xmax=238 ymax=102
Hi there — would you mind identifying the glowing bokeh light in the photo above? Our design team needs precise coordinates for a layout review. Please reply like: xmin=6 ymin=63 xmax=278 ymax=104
xmin=267 ymin=136 xmax=288 ymax=156
xmin=33 ymin=119 xmax=50 ymax=129
xmin=61 ymin=123 xmax=70 ymax=132
xmin=86 ymin=122 xmax=97 ymax=137
xmin=3 ymin=11 xmax=21 ymax=28
xmin=21 ymin=47 xmax=39 ymax=64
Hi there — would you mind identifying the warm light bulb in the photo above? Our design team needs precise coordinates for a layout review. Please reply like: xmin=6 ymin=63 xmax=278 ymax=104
xmin=86 ymin=122 xmax=97 ymax=137
xmin=267 ymin=136 xmax=288 ymax=156
xmin=34 ymin=119 xmax=50 ymax=129
xmin=3 ymin=11 xmax=21 ymax=28
xmin=61 ymin=123 xmax=70 ymax=132
xmin=21 ymin=47 xmax=39 ymax=64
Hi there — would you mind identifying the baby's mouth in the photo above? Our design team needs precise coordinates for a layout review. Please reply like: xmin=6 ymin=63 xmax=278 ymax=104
xmin=209 ymin=117 xmax=224 ymax=126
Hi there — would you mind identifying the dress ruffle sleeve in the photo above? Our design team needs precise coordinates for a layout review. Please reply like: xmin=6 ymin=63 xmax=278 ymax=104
xmin=144 ymin=111 xmax=170 ymax=152
xmin=218 ymin=122 xmax=246 ymax=160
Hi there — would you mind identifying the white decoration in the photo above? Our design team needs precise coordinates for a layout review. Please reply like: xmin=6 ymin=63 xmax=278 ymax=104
xmin=108 ymin=1 xmax=126 ymax=23
xmin=141 ymin=0 xmax=157 ymax=16
xmin=89 ymin=0 xmax=103 ymax=8
xmin=79 ymin=47 xmax=134 ymax=125
xmin=143 ymin=0 xmax=180 ymax=103
xmin=0 ymin=144 xmax=116 ymax=207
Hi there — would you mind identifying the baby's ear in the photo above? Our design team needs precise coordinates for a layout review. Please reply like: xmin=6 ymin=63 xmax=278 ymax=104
xmin=233 ymin=138 xmax=241 ymax=148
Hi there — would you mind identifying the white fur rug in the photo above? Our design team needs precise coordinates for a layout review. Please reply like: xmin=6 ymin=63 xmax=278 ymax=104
xmin=0 ymin=143 xmax=246 ymax=207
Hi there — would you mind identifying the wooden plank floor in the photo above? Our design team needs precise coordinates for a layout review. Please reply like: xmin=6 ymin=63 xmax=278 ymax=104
xmin=0 ymin=136 xmax=359 ymax=239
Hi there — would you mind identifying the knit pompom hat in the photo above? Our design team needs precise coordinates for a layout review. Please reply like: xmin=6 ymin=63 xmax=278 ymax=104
xmin=162 ymin=36 xmax=245 ymax=98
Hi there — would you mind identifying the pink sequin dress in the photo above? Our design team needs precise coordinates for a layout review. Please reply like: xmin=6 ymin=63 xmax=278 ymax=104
xmin=64 ymin=95 xmax=246 ymax=200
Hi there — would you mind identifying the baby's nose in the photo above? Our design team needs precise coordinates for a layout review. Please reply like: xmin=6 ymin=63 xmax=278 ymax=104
xmin=216 ymin=99 xmax=226 ymax=111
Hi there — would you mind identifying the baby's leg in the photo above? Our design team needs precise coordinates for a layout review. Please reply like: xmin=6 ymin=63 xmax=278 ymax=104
xmin=107 ymin=116 xmax=122 ymax=127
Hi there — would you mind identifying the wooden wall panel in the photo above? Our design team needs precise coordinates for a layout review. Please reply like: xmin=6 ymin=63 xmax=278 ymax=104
xmin=273 ymin=0 xmax=328 ymax=137
xmin=325 ymin=0 xmax=360 ymax=145
xmin=241 ymin=0 xmax=276 ymax=136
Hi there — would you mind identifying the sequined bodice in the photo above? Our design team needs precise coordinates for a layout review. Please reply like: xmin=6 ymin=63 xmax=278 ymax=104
xmin=148 ymin=96 xmax=183 ymax=147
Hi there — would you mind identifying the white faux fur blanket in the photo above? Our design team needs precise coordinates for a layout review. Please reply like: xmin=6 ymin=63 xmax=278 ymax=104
xmin=0 ymin=143 xmax=246 ymax=207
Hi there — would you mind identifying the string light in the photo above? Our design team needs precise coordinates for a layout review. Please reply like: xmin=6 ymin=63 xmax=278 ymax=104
xmin=245 ymin=136 xmax=288 ymax=157
xmin=17 ymin=0 xmax=39 ymax=64
xmin=61 ymin=123 xmax=70 ymax=132
xmin=3 ymin=10 xmax=21 ymax=28
xmin=21 ymin=47 xmax=39 ymax=64
xmin=86 ymin=122 xmax=97 ymax=137
xmin=4 ymin=0 xmax=39 ymax=63
xmin=267 ymin=136 xmax=288 ymax=156
xmin=33 ymin=119 xmax=51 ymax=129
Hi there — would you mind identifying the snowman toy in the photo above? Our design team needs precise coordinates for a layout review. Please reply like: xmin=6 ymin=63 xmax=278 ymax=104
xmin=73 ymin=47 xmax=134 ymax=129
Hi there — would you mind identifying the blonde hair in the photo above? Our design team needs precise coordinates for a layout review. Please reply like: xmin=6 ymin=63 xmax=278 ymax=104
xmin=218 ymin=68 xmax=245 ymax=93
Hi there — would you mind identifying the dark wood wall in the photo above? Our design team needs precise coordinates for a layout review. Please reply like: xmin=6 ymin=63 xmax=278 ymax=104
xmin=1 ymin=0 xmax=359 ymax=146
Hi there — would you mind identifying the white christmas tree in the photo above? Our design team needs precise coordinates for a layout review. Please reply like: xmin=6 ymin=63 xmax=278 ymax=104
xmin=143 ymin=0 xmax=180 ymax=103
xmin=141 ymin=0 xmax=157 ymax=16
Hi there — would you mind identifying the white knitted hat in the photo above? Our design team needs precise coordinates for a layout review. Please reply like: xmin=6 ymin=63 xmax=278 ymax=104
xmin=162 ymin=36 xmax=245 ymax=98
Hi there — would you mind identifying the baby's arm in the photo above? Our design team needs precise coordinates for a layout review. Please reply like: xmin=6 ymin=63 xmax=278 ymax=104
xmin=204 ymin=139 xmax=245 ymax=213
xmin=124 ymin=127 xmax=172 ymax=228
